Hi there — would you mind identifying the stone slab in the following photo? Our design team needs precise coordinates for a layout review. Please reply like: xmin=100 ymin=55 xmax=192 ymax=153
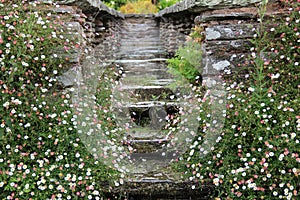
xmin=205 ymin=24 xmax=256 ymax=40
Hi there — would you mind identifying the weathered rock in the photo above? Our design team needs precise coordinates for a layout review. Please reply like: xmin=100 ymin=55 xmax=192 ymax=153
xmin=57 ymin=68 xmax=78 ymax=88
xmin=205 ymin=24 xmax=256 ymax=40
xmin=195 ymin=12 xmax=256 ymax=23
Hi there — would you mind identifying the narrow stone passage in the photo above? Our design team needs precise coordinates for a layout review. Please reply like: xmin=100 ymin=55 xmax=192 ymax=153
xmin=111 ymin=16 xmax=212 ymax=199
xmin=113 ymin=16 xmax=177 ymax=174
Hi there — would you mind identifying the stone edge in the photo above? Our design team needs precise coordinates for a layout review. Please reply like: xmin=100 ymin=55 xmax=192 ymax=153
xmin=157 ymin=0 xmax=262 ymax=17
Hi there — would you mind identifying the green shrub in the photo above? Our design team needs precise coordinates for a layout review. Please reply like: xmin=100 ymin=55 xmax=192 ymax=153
xmin=119 ymin=0 xmax=158 ymax=14
xmin=167 ymin=54 xmax=201 ymax=84
xmin=167 ymin=28 xmax=203 ymax=85
xmin=157 ymin=0 xmax=180 ymax=10
xmin=103 ymin=0 xmax=128 ymax=10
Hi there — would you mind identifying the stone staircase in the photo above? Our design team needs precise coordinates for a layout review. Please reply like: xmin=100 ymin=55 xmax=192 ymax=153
xmin=110 ymin=16 xmax=212 ymax=199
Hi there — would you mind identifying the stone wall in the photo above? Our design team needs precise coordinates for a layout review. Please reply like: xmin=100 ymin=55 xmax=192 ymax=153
xmin=60 ymin=0 xmax=124 ymax=60
xmin=52 ymin=0 xmax=124 ymax=87
xmin=156 ymin=0 xmax=263 ymax=56
xmin=157 ymin=0 xmax=261 ymax=16
xmin=194 ymin=1 xmax=282 ymax=83
xmin=52 ymin=0 xmax=282 ymax=88
xmin=154 ymin=0 xmax=282 ymax=86
xmin=158 ymin=13 xmax=195 ymax=56
xmin=196 ymin=6 xmax=259 ymax=83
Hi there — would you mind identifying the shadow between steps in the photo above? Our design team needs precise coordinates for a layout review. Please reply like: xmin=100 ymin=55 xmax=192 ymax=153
xmin=106 ymin=180 xmax=214 ymax=200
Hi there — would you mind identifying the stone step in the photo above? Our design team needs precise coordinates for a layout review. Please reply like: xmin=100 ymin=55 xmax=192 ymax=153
xmin=113 ymin=86 xmax=178 ymax=103
xmin=122 ymin=22 xmax=159 ymax=30
xmin=118 ymin=101 xmax=180 ymax=108
xmin=121 ymin=32 xmax=159 ymax=38
xmin=122 ymin=28 xmax=158 ymax=32
xmin=118 ymin=85 xmax=169 ymax=91
xmin=118 ymin=46 xmax=165 ymax=51
xmin=123 ymin=138 xmax=170 ymax=153
xmin=122 ymin=29 xmax=158 ymax=33
xmin=124 ymin=23 xmax=157 ymax=27
xmin=117 ymin=50 xmax=166 ymax=56
xmin=119 ymin=49 xmax=163 ymax=55
xmin=125 ymin=127 xmax=167 ymax=139
xmin=110 ymin=171 xmax=213 ymax=199
xmin=122 ymin=27 xmax=159 ymax=31
xmin=116 ymin=61 xmax=167 ymax=70
xmin=113 ymin=101 xmax=180 ymax=126
xmin=113 ymin=58 xmax=168 ymax=63
xmin=119 ymin=41 xmax=162 ymax=47
xmin=117 ymin=48 xmax=165 ymax=53
xmin=123 ymin=21 xmax=158 ymax=25
xmin=111 ymin=180 xmax=213 ymax=200
xmin=117 ymin=51 xmax=166 ymax=59
xmin=128 ymin=151 xmax=180 ymax=163
xmin=120 ymin=78 xmax=174 ymax=86
xmin=121 ymin=33 xmax=159 ymax=39
xmin=124 ymin=71 xmax=173 ymax=80
xmin=119 ymin=39 xmax=160 ymax=44
xmin=120 ymin=35 xmax=160 ymax=41
xmin=123 ymin=20 xmax=158 ymax=25
xmin=118 ymin=50 xmax=166 ymax=55
xmin=123 ymin=66 xmax=167 ymax=72
xmin=117 ymin=54 xmax=165 ymax=60
xmin=123 ymin=17 xmax=157 ymax=22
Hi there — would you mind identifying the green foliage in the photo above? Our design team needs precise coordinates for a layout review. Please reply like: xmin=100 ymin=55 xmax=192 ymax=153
xmin=0 ymin=1 xmax=120 ymax=199
xmin=102 ymin=0 xmax=181 ymax=11
xmin=177 ymin=41 xmax=202 ymax=69
xmin=167 ymin=39 xmax=202 ymax=85
xmin=102 ymin=0 xmax=128 ymax=10
xmin=167 ymin=55 xmax=200 ymax=84
xmin=119 ymin=0 xmax=158 ymax=14
xmin=157 ymin=0 xmax=180 ymax=10
xmin=174 ymin=0 xmax=300 ymax=199
xmin=95 ymin=66 xmax=123 ymax=137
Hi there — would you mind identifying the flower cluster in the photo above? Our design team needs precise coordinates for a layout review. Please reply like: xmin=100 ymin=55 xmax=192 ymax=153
xmin=176 ymin=0 xmax=299 ymax=199
xmin=0 ymin=1 xmax=120 ymax=199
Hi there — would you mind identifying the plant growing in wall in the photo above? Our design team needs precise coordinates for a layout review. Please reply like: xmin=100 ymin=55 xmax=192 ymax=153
xmin=167 ymin=26 xmax=204 ymax=85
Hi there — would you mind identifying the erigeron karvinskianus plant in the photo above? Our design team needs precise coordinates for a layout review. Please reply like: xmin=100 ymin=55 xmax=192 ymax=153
xmin=0 ymin=1 xmax=121 ymax=199
xmin=175 ymin=0 xmax=299 ymax=199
